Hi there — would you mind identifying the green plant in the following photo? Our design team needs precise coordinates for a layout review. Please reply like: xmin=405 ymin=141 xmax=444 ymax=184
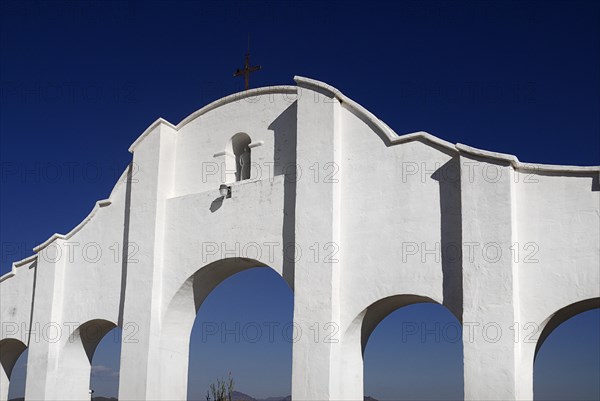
xmin=206 ymin=372 xmax=234 ymax=401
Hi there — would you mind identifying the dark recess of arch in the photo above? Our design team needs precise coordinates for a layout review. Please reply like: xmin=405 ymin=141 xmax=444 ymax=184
xmin=0 ymin=338 xmax=27 ymax=379
xmin=361 ymin=295 xmax=440 ymax=354
xmin=73 ymin=319 xmax=118 ymax=362
xmin=534 ymin=297 xmax=600 ymax=361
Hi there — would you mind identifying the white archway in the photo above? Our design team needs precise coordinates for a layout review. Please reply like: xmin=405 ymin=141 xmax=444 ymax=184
xmin=187 ymin=267 xmax=293 ymax=400
xmin=58 ymin=319 xmax=119 ymax=401
xmin=89 ymin=326 xmax=122 ymax=399
xmin=533 ymin=298 xmax=600 ymax=400
xmin=364 ymin=302 xmax=463 ymax=400
xmin=157 ymin=258 xmax=293 ymax=401
xmin=337 ymin=295 xmax=463 ymax=400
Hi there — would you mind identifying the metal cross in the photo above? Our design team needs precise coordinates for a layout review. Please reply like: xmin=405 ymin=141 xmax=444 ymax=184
xmin=234 ymin=52 xmax=261 ymax=90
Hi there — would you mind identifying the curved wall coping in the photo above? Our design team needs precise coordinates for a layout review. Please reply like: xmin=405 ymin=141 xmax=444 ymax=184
xmin=128 ymin=76 xmax=599 ymax=174
xmin=26 ymin=165 xmax=132 ymax=258
xmin=128 ymin=118 xmax=176 ymax=153
xmin=294 ymin=76 xmax=457 ymax=152
xmin=2 ymin=191 xmax=115 ymax=281
xmin=294 ymin=76 xmax=600 ymax=174
xmin=176 ymin=85 xmax=297 ymax=130
xmin=32 ymin=199 xmax=113 ymax=253
xmin=456 ymin=143 xmax=599 ymax=173
xmin=0 ymin=272 xmax=15 ymax=283
xmin=2 ymin=77 xmax=598 ymax=282
xmin=0 ymin=254 xmax=38 ymax=283
xmin=29 ymin=165 xmax=133 ymax=255
xmin=128 ymin=85 xmax=297 ymax=153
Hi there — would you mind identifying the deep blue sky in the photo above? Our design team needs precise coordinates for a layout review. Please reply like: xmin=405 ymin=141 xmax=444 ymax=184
xmin=1 ymin=1 xmax=599 ymax=400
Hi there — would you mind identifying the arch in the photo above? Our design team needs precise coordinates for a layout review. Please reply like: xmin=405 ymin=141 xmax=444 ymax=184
xmin=89 ymin=326 xmax=122 ymax=398
xmin=337 ymin=294 xmax=462 ymax=400
xmin=0 ymin=338 xmax=27 ymax=401
xmin=225 ymin=132 xmax=252 ymax=182
xmin=534 ymin=297 xmax=600 ymax=361
xmin=533 ymin=298 xmax=600 ymax=400
xmin=156 ymin=257 xmax=291 ymax=400
xmin=188 ymin=267 xmax=293 ymax=399
xmin=359 ymin=295 xmax=441 ymax=354
xmin=58 ymin=319 xmax=118 ymax=400
xmin=363 ymin=301 xmax=463 ymax=400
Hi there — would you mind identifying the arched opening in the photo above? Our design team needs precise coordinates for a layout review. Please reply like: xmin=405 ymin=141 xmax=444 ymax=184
xmin=359 ymin=296 xmax=463 ymax=400
xmin=187 ymin=267 xmax=293 ymax=400
xmin=59 ymin=319 xmax=119 ymax=400
xmin=158 ymin=258 xmax=293 ymax=401
xmin=0 ymin=338 xmax=27 ymax=401
xmin=534 ymin=298 xmax=600 ymax=400
xmin=89 ymin=327 xmax=122 ymax=399
xmin=225 ymin=133 xmax=252 ymax=183
xmin=6 ymin=349 xmax=27 ymax=401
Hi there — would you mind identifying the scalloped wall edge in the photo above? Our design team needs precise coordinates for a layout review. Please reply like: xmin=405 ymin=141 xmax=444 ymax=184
xmin=176 ymin=85 xmax=297 ymax=129
xmin=128 ymin=86 xmax=298 ymax=154
xmin=0 ymin=254 xmax=38 ymax=283
xmin=32 ymin=199 xmax=113 ymax=254
xmin=2 ymin=166 xmax=132 ymax=280
xmin=3 ymin=77 xmax=598 ymax=281
xmin=127 ymin=76 xmax=598 ymax=173
xmin=28 ymin=165 xmax=133 ymax=256
xmin=293 ymin=76 xmax=457 ymax=153
xmin=293 ymin=76 xmax=599 ymax=174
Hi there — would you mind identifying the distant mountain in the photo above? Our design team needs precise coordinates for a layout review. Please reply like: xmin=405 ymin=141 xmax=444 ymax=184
xmin=85 ymin=391 xmax=375 ymax=401
xmin=238 ymin=392 xmax=375 ymax=401
xmin=258 ymin=397 xmax=290 ymax=401
xmin=232 ymin=390 xmax=257 ymax=401
xmin=256 ymin=394 xmax=374 ymax=401
xmin=13 ymin=392 xmax=375 ymax=401
xmin=12 ymin=392 xmax=374 ymax=401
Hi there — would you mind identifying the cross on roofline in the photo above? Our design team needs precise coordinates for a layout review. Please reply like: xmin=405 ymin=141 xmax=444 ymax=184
xmin=234 ymin=52 xmax=261 ymax=90
xmin=234 ymin=35 xmax=261 ymax=90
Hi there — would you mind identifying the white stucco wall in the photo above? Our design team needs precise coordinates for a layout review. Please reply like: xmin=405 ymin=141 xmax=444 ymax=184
xmin=517 ymin=172 xmax=600 ymax=322
xmin=0 ymin=77 xmax=598 ymax=401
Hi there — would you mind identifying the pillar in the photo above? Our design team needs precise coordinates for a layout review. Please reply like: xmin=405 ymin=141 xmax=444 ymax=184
xmin=459 ymin=151 xmax=531 ymax=400
xmin=23 ymin=240 xmax=67 ymax=400
xmin=117 ymin=120 xmax=177 ymax=400
xmin=291 ymin=78 xmax=345 ymax=400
